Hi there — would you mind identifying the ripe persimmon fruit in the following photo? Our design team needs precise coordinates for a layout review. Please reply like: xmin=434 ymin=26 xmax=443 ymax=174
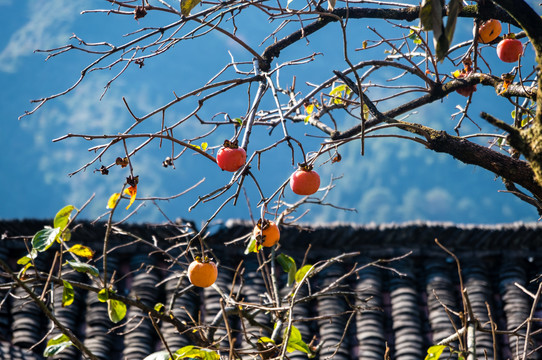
xmin=188 ymin=258 xmax=218 ymax=288
xmin=253 ymin=219 xmax=280 ymax=247
xmin=216 ymin=139 xmax=246 ymax=172
xmin=497 ymin=36 xmax=523 ymax=63
xmin=478 ymin=19 xmax=501 ymax=44
xmin=290 ymin=165 xmax=320 ymax=195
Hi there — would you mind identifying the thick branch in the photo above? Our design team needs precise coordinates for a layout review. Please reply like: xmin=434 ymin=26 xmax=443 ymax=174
xmin=418 ymin=125 xmax=542 ymax=200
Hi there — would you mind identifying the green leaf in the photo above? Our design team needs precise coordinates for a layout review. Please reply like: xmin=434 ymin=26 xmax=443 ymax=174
xmin=289 ymin=325 xmax=302 ymax=342
xmin=32 ymin=227 xmax=61 ymax=252
xmin=199 ymin=349 xmax=220 ymax=360
xmin=285 ymin=326 xmax=310 ymax=354
xmin=62 ymin=280 xmax=75 ymax=307
xmin=17 ymin=255 xmax=31 ymax=266
xmin=276 ymin=253 xmax=297 ymax=286
xmin=17 ymin=249 xmax=38 ymax=265
xmin=425 ymin=345 xmax=447 ymax=360
xmin=143 ymin=350 xmax=170 ymax=360
xmin=98 ymin=288 xmax=109 ymax=302
xmin=408 ymin=29 xmax=422 ymax=45
xmin=174 ymin=346 xmax=196 ymax=358
xmin=47 ymin=333 xmax=71 ymax=346
xmin=107 ymin=299 xmax=127 ymax=323
xmin=43 ymin=334 xmax=72 ymax=357
xmin=173 ymin=346 xmax=220 ymax=360
xmin=295 ymin=264 xmax=314 ymax=283
xmin=304 ymin=115 xmax=311 ymax=124
xmin=329 ymin=84 xmax=346 ymax=103
xmin=258 ymin=336 xmax=275 ymax=344
xmin=66 ymin=260 xmax=99 ymax=277
xmin=180 ymin=0 xmax=201 ymax=16
xmin=287 ymin=340 xmax=310 ymax=354
xmin=233 ymin=117 xmax=243 ymax=125
xmin=244 ymin=236 xmax=260 ymax=254
xmin=329 ymin=84 xmax=352 ymax=104
xmin=53 ymin=205 xmax=75 ymax=229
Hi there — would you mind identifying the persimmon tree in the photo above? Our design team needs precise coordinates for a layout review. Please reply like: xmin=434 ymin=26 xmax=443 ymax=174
xmin=21 ymin=0 xmax=542 ymax=219
xmin=10 ymin=0 xmax=542 ymax=359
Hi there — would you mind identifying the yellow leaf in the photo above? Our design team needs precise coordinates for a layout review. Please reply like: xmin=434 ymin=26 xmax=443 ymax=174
xmin=68 ymin=244 xmax=95 ymax=259
xmin=201 ymin=142 xmax=208 ymax=151
xmin=124 ymin=185 xmax=137 ymax=209
xmin=363 ymin=104 xmax=370 ymax=119
xmin=181 ymin=0 xmax=201 ymax=16
xmin=305 ymin=104 xmax=314 ymax=114
xmin=452 ymin=69 xmax=461 ymax=78
xmin=107 ymin=193 xmax=121 ymax=209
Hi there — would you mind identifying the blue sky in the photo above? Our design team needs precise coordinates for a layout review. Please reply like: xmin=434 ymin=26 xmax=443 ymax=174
xmin=1 ymin=0 xmax=540 ymax=226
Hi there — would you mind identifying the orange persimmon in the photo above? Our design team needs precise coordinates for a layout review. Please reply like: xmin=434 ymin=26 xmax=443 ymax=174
xmin=478 ymin=19 xmax=501 ymax=44
xmin=188 ymin=258 xmax=218 ymax=288
xmin=253 ymin=220 xmax=280 ymax=247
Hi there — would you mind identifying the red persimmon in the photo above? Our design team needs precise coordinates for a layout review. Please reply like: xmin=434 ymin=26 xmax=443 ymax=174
xmin=290 ymin=165 xmax=320 ymax=195
xmin=216 ymin=140 xmax=246 ymax=172
xmin=497 ymin=37 xmax=523 ymax=63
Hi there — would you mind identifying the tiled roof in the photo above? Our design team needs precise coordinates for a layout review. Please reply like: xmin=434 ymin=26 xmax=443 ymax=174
xmin=0 ymin=219 xmax=541 ymax=359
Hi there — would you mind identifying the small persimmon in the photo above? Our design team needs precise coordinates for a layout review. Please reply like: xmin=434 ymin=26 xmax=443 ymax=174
xmin=216 ymin=139 xmax=246 ymax=172
xmin=478 ymin=19 xmax=501 ymax=44
xmin=253 ymin=220 xmax=280 ymax=247
xmin=290 ymin=165 xmax=320 ymax=195
xmin=497 ymin=36 xmax=523 ymax=63
xmin=188 ymin=258 xmax=218 ymax=288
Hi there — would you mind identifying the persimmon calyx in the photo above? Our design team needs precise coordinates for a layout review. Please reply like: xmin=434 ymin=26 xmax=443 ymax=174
xmin=256 ymin=218 xmax=271 ymax=231
xmin=223 ymin=139 xmax=240 ymax=149
xmin=503 ymin=33 xmax=517 ymax=40
xmin=194 ymin=255 xmax=211 ymax=263
xmin=297 ymin=163 xmax=314 ymax=172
